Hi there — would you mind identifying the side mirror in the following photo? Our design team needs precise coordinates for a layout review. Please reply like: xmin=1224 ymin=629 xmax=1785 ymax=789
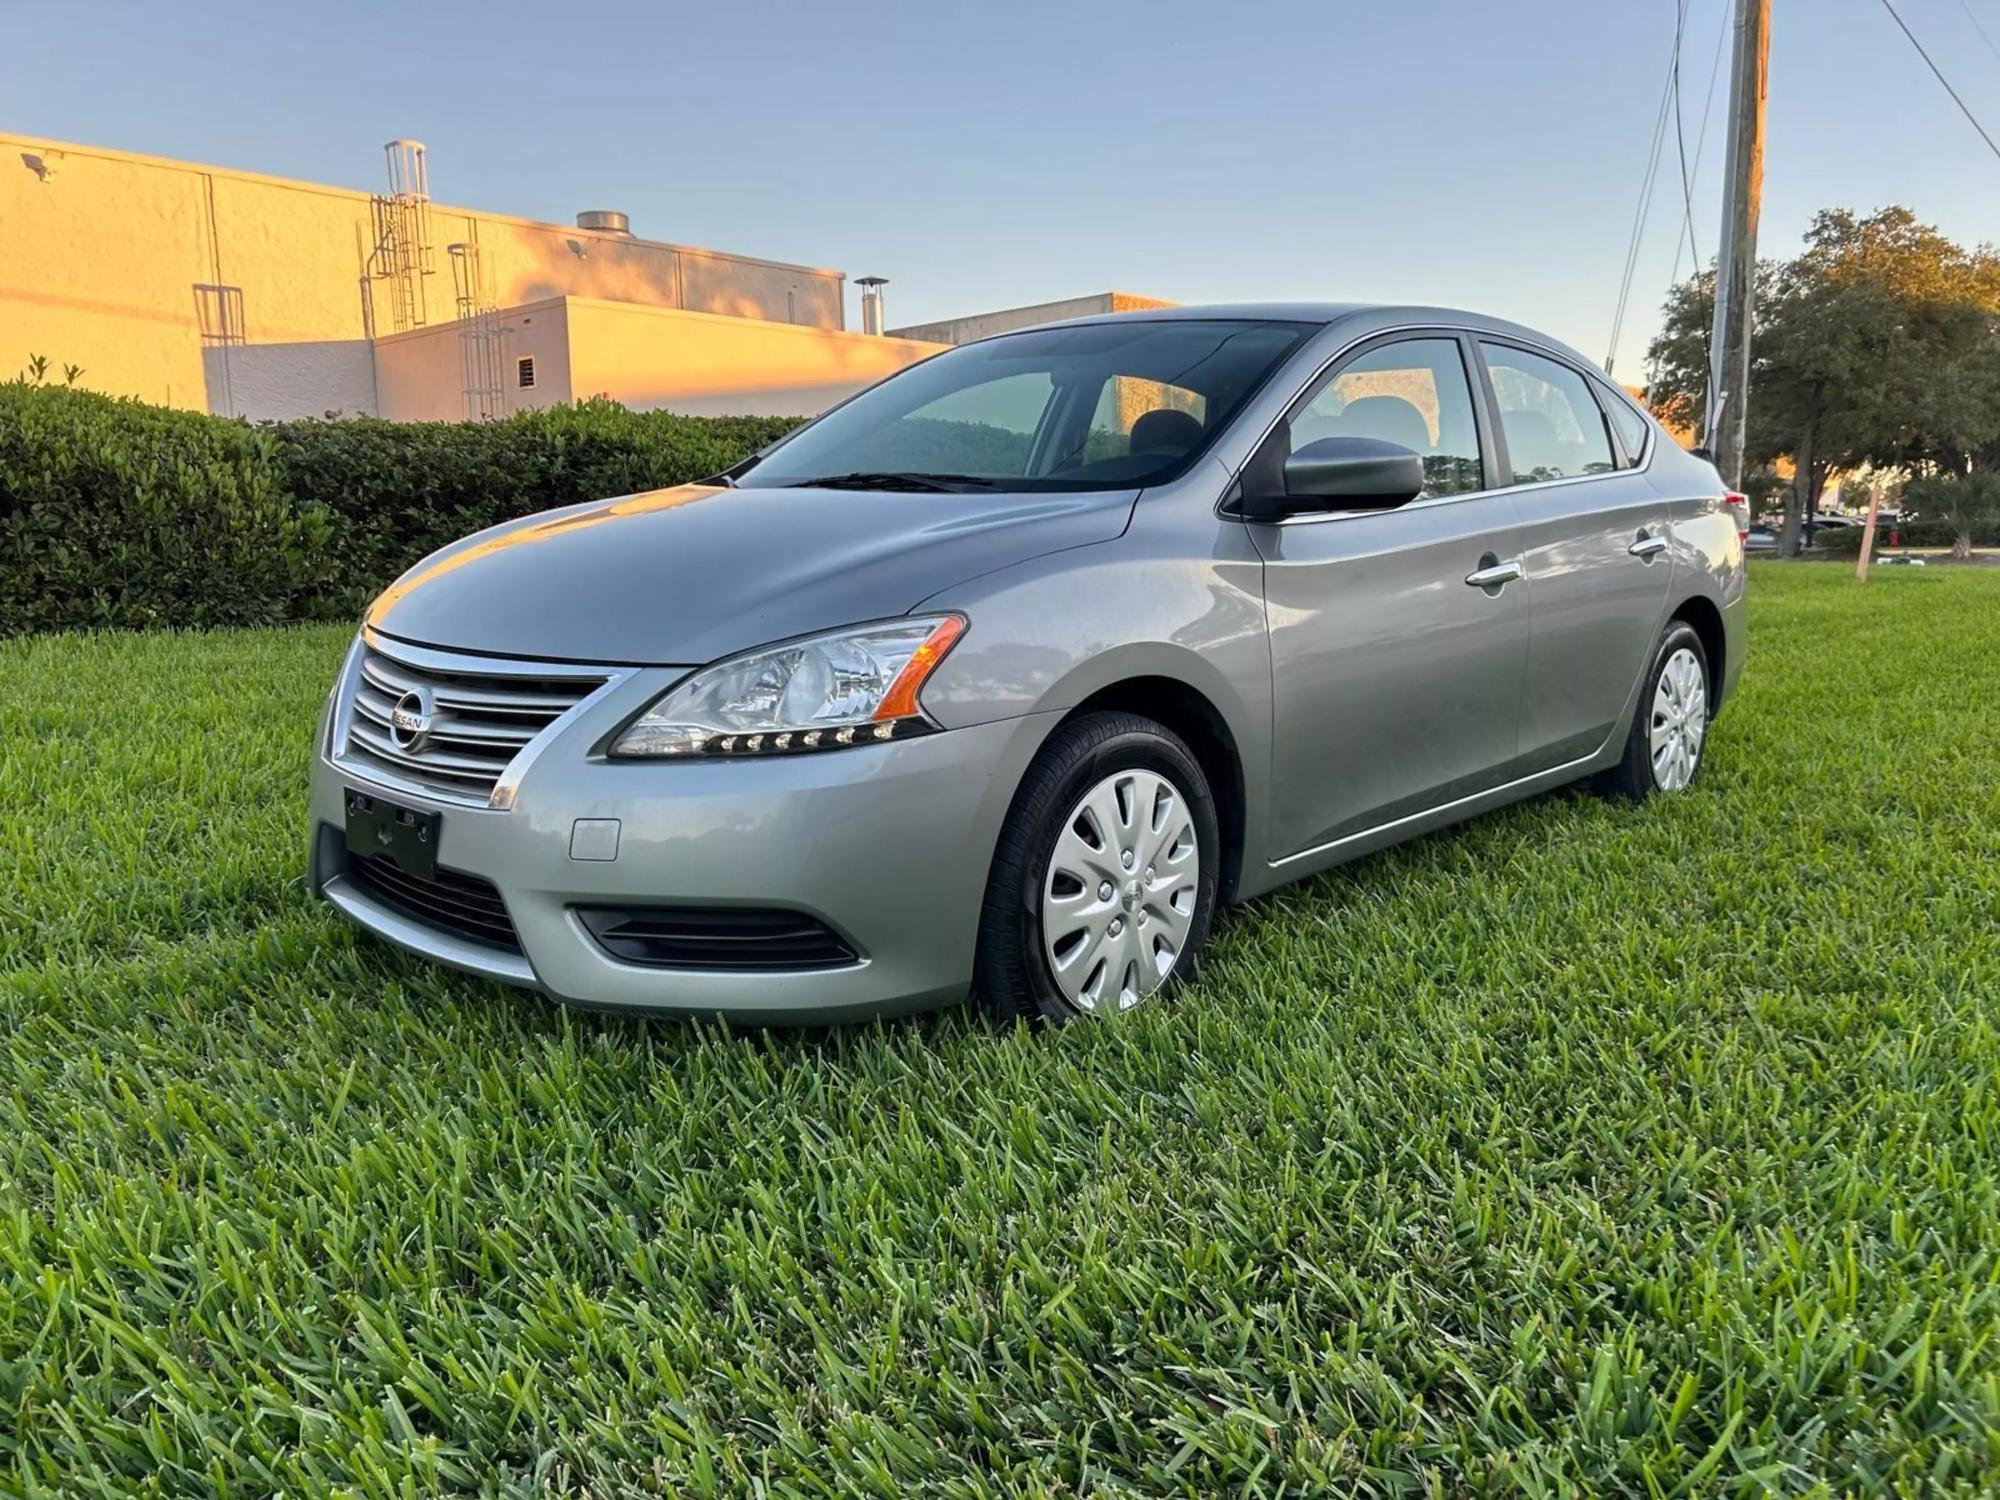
xmin=1242 ymin=436 xmax=1426 ymax=520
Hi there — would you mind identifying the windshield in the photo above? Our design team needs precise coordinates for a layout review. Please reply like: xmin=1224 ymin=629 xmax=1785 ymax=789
xmin=738 ymin=319 xmax=1310 ymax=492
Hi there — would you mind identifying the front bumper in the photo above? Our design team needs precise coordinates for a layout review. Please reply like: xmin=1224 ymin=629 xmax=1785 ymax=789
xmin=309 ymin=660 xmax=1057 ymax=1022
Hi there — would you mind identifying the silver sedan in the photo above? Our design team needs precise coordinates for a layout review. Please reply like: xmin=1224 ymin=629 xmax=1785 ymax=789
xmin=310 ymin=304 xmax=1746 ymax=1024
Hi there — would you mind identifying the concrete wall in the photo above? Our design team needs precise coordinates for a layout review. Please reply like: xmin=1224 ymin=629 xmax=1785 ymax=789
xmin=563 ymin=298 xmax=945 ymax=418
xmin=374 ymin=300 xmax=574 ymax=423
xmin=205 ymin=340 xmax=378 ymax=420
xmin=1 ymin=132 xmax=847 ymax=416
xmin=372 ymin=297 xmax=929 ymax=423
xmin=889 ymin=291 xmax=1174 ymax=346
xmin=445 ymin=218 xmax=842 ymax=330
xmin=4 ymin=139 xmax=218 ymax=407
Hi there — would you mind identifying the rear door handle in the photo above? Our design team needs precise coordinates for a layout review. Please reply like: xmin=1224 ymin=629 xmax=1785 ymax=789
xmin=1464 ymin=559 xmax=1523 ymax=589
xmin=1629 ymin=533 xmax=1669 ymax=560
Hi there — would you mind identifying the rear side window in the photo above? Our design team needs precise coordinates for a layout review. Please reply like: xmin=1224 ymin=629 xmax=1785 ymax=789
xmin=1288 ymin=337 xmax=1486 ymax=497
xmin=1599 ymin=386 xmax=1654 ymax=465
xmin=1479 ymin=343 xmax=1617 ymax=483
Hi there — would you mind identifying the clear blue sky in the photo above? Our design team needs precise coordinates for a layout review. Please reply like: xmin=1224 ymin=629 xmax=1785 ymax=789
xmin=9 ymin=0 xmax=2000 ymax=373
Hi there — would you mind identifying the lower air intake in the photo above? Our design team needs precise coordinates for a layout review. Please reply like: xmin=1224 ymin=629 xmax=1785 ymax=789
xmin=576 ymin=907 xmax=858 ymax=971
xmin=348 ymin=853 xmax=521 ymax=953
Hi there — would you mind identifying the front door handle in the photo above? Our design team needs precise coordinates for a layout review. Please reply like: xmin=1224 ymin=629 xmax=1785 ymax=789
xmin=1464 ymin=558 xmax=1523 ymax=590
xmin=1629 ymin=533 xmax=1669 ymax=560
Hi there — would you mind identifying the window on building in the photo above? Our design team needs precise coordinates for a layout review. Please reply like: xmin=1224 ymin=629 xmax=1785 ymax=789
xmin=517 ymin=356 xmax=536 ymax=390
xmin=1480 ymin=344 xmax=1616 ymax=483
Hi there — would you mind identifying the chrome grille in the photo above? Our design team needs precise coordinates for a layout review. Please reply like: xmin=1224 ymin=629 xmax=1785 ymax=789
xmin=338 ymin=638 xmax=608 ymax=806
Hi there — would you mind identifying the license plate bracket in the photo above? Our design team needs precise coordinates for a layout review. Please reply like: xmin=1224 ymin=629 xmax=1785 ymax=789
xmin=344 ymin=791 xmax=440 ymax=881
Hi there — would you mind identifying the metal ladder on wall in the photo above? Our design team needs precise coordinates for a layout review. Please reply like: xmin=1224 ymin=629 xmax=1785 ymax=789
xmin=364 ymin=140 xmax=435 ymax=336
xmin=448 ymin=241 xmax=508 ymax=421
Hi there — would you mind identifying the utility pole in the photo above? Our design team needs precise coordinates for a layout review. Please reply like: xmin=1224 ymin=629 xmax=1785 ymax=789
xmin=1705 ymin=0 xmax=1771 ymax=493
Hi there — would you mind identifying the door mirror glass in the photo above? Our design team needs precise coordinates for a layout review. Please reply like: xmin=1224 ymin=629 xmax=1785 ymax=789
xmin=1237 ymin=335 xmax=1484 ymax=519
xmin=1278 ymin=436 xmax=1426 ymax=511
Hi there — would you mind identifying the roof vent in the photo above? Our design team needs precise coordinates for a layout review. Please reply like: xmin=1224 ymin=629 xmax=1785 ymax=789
xmin=575 ymin=209 xmax=631 ymax=235
xmin=856 ymin=276 xmax=889 ymax=336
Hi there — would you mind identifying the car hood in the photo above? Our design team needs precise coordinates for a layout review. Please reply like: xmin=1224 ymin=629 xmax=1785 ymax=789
xmin=364 ymin=482 xmax=1136 ymax=665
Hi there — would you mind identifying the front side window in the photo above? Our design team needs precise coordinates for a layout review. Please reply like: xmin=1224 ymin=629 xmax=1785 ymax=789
xmin=1287 ymin=337 xmax=1485 ymax=497
xmin=1480 ymin=344 xmax=1617 ymax=483
xmin=740 ymin=319 xmax=1309 ymax=492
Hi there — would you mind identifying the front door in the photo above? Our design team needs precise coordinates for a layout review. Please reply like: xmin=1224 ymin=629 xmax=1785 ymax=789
xmin=1473 ymin=341 xmax=1675 ymax=772
xmin=1247 ymin=334 xmax=1531 ymax=860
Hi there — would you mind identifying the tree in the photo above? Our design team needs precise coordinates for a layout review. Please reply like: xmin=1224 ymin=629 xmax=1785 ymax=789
xmin=1646 ymin=208 xmax=2000 ymax=556
xmin=1905 ymin=471 xmax=2000 ymax=558
xmin=1741 ymin=467 xmax=1788 ymax=522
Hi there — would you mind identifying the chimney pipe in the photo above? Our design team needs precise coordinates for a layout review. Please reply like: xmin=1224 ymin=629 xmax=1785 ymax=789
xmin=856 ymin=276 xmax=889 ymax=336
xmin=576 ymin=209 xmax=632 ymax=235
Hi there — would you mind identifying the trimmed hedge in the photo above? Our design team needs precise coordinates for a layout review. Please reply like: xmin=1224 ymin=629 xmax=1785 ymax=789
xmin=1810 ymin=517 xmax=2000 ymax=553
xmin=0 ymin=386 xmax=327 ymax=634
xmin=0 ymin=384 xmax=800 ymax=634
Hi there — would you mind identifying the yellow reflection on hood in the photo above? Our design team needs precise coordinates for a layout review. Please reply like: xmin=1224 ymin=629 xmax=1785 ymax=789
xmin=365 ymin=484 xmax=724 ymax=630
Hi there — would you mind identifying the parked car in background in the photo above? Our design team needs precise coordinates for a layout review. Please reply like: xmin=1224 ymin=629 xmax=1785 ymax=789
xmin=1747 ymin=523 xmax=1780 ymax=552
xmin=311 ymin=304 xmax=1747 ymax=1024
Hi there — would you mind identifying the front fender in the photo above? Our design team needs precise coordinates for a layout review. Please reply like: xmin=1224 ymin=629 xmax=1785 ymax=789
xmin=914 ymin=522 xmax=1279 ymax=875
xmin=917 ymin=536 xmax=1267 ymax=733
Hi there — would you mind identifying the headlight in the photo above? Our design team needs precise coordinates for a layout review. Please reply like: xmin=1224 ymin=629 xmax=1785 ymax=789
xmin=611 ymin=615 xmax=966 ymax=758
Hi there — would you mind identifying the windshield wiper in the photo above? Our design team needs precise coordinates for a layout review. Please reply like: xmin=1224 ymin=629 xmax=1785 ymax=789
xmin=783 ymin=471 xmax=1000 ymax=493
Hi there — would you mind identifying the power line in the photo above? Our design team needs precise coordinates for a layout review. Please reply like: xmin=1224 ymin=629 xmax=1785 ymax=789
xmin=1877 ymin=0 xmax=2000 ymax=165
xmin=1606 ymin=39 xmax=1679 ymax=372
xmin=1672 ymin=0 xmax=1701 ymax=275
xmin=1666 ymin=0 xmax=1731 ymax=291
xmin=1651 ymin=0 xmax=1731 ymax=400
xmin=1957 ymin=0 xmax=2000 ymax=69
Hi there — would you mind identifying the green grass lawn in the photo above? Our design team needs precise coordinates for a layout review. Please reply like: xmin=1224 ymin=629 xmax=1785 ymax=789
xmin=4 ymin=565 xmax=1998 ymax=1496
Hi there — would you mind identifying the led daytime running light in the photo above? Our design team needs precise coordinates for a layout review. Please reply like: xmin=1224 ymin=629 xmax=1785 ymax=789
xmin=610 ymin=615 xmax=966 ymax=759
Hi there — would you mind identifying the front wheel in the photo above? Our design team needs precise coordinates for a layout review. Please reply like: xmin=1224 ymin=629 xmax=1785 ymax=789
xmin=974 ymin=712 xmax=1219 ymax=1024
xmin=1595 ymin=621 xmax=1711 ymax=802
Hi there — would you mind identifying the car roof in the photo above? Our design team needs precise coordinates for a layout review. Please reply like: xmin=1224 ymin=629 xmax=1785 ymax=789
xmin=1055 ymin=301 xmax=1372 ymax=325
xmin=997 ymin=302 xmax=1608 ymax=375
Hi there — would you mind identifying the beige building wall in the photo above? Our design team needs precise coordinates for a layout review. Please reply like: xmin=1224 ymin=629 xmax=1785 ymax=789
xmin=563 ymin=298 xmax=944 ymax=418
xmin=372 ymin=297 xmax=945 ymax=423
xmin=889 ymin=291 xmax=1174 ymax=346
xmin=1 ymin=132 xmax=846 ymax=417
xmin=4 ymin=139 xmax=218 ymax=407
xmin=373 ymin=299 xmax=576 ymax=423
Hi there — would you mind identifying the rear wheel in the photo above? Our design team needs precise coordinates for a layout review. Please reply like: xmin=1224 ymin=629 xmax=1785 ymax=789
xmin=975 ymin=712 xmax=1219 ymax=1024
xmin=1596 ymin=621 xmax=1711 ymax=802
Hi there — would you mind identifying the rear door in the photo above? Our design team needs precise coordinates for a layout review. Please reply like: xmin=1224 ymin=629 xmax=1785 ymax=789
xmin=1248 ymin=333 xmax=1532 ymax=858
xmin=1474 ymin=341 xmax=1674 ymax=773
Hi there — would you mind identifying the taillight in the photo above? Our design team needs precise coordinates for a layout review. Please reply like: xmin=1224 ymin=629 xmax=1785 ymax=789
xmin=1722 ymin=491 xmax=1750 ymax=548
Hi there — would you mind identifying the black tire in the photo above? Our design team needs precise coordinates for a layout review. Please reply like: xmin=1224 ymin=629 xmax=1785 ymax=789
xmin=1594 ymin=620 xmax=1711 ymax=802
xmin=974 ymin=711 xmax=1220 ymax=1025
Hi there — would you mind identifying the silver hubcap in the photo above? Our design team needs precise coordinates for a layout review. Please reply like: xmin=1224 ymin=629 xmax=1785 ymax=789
xmin=1041 ymin=768 xmax=1200 ymax=1013
xmin=1649 ymin=646 xmax=1707 ymax=791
